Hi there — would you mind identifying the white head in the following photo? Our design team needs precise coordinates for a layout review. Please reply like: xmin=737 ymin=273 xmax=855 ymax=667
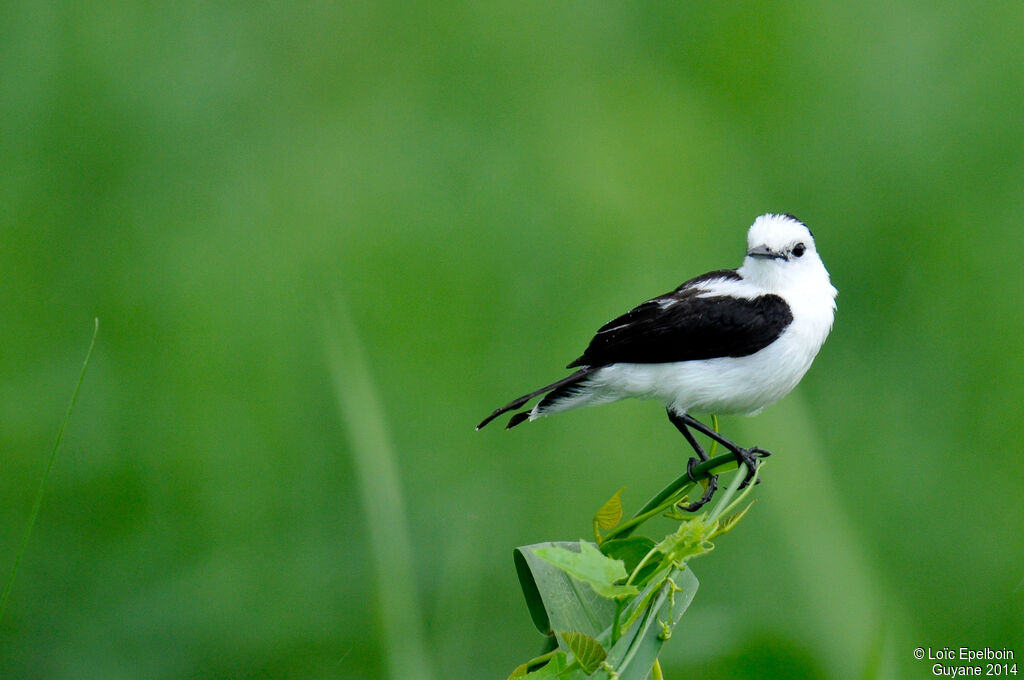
xmin=740 ymin=214 xmax=835 ymax=298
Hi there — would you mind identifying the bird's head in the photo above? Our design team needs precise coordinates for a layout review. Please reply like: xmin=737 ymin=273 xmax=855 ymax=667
xmin=741 ymin=214 xmax=833 ymax=293
xmin=741 ymin=215 xmax=835 ymax=303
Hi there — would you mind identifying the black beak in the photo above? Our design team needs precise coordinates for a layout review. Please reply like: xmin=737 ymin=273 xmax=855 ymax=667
xmin=746 ymin=245 xmax=785 ymax=260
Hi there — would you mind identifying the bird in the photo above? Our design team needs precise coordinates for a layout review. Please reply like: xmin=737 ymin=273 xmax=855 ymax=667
xmin=477 ymin=213 xmax=837 ymax=509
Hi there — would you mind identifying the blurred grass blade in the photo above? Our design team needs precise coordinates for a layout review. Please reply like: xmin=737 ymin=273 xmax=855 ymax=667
xmin=324 ymin=304 xmax=435 ymax=680
xmin=745 ymin=397 xmax=914 ymax=677
xmin=0 ymin=318 xmax=98 ymax=624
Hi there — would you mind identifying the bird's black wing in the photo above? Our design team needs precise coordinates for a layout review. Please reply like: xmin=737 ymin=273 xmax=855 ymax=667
xmin=567 ymin=271 xmax=793 ymax=368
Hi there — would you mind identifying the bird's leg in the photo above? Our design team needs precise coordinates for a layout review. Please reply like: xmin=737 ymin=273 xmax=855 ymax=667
xmin=666 ymin=409 xmax=719 ymax=512
xmin=679 ymin=414 xmax=770 ymax=487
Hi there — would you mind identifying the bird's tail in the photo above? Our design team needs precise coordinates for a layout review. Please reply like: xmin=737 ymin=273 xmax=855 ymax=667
xmin=476 ymin=367 xmax=598 ymax=430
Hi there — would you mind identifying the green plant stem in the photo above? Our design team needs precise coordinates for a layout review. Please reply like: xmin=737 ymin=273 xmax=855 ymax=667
xmin=611 ymin=601 xmax=623 ymax=646
xmin=708 ymin=414 xmax=720 ymax=457
xmin=0 ymin=318 xmax=98 ymax=624
xmin=705 ymin=462 xmax=749 ymax=525
xmin=618 ymin=579 xmax=672 ymax=670
xmin=522 ymin=649 xmax=558 ymax=672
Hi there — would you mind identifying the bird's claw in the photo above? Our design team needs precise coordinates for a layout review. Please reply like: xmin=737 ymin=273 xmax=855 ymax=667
xmin=681 ymin=456 xmax=719 ymax=512
xmin=735 ymin=447 xmax=770 ymax=489
xmin=685 ymin=456 xmax=700 ymax=483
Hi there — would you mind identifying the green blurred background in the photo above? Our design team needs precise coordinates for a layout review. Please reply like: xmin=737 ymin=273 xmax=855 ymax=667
xmin=2 ymin=2 xmax=1023 ymax=678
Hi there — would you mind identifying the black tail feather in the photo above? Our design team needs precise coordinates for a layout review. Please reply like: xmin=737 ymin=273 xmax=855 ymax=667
xmin=476 ymin=367 xmax=596 ymax=430
xmin=505 ymin=411 xmax=531 ymax=429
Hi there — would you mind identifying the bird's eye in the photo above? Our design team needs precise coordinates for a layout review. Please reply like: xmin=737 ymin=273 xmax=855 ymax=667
xmin=792 ymin=243 xmax=806 ymax=258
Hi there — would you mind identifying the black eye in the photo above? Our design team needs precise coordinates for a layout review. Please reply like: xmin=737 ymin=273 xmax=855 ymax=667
xmin=792 ymin=243 xmax=806 ymax=258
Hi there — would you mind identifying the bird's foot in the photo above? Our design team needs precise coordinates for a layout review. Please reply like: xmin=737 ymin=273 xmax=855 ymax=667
xmin=735 ymin=446 xmax=771 ymax=489
xmin=680 ymin=457 xmax=719 ymax=512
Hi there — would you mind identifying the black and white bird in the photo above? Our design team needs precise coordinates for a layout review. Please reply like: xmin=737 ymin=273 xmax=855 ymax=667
xmin=477 ymin=213 xmax=837 ymax=507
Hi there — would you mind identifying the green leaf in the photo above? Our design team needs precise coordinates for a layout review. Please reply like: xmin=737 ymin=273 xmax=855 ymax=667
xmin=600 ymin=537 xmax=659 ymax=581
xmin=534 ymin=540 xmax=639 ymax=600
xmin=594 ymin=487 xmax=625 ymax=530
xmin=560 ymin=631 xmax=607 ymax=674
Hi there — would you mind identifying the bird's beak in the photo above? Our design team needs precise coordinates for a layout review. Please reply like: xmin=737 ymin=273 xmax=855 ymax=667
xmin=746 ymin=245 xmax=785 ymax=260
